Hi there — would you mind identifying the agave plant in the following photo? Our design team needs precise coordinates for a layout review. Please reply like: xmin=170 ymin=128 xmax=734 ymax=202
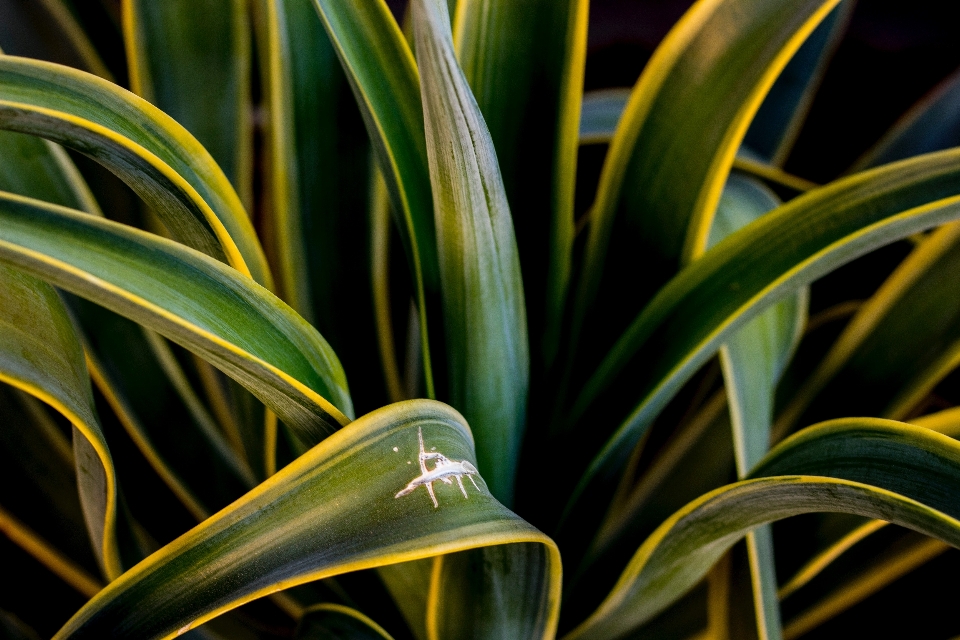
xmin=3 ymin=0 xmax=960 ymax=638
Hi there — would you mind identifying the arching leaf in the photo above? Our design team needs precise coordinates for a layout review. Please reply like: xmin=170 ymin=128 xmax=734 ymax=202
xmin=0 ymin=192 xmax=352 ymax=445
xmin=55 ymin=400 xmax=560 ymax=640
xmin=0 ymin=56 xmax=271 ymax=287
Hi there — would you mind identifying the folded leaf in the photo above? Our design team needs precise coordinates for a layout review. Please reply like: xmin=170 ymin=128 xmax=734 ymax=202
xmin=55 ymin=400 xmax=560 ymax=640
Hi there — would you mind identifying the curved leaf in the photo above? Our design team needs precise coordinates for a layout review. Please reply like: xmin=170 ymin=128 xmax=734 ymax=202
xmin=571 ymin=0 xmax=839 ymax=368
xmin=428 ymin=544 xmax=555 ymax=640
xmin=711 ymin=175 xmax=805 ymax=640
xmin=123 ymin=0 xmax=252 ymax=208
xmin=565 ymin=419 xmax=960 ymax=640
xmin=453 ymin=0 xmax=587 ymax=365
xmin=311 ymin=0 xmax=438 ymax=393
xmin=413 ymin=0 xmax=528 ymax=504
xmin=0 ymin=55 xmax=270 ymax=287
xmin=55 ymin=400 xmax=560 ymax=640
xmin=565 ymin=148 xmax=960 ymax=520
xmin=742 ymin=0 xmax=853 ymax=164
xmin=776 ymin=221 xmax=960 ymax=433
xmin=0 ymin=191 xmax=352 ymax=445
xmin=296 ymin=603 xmax=394 ymax=639
xmin=0 ymin=264 xmax=121 ymax=578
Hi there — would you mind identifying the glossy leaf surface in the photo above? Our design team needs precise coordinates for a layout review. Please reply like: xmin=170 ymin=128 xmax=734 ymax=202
xmin=0 ymin=192 xmax=352 ymax=444
xmin=413 ymin=0 xmax=528 ymax=503
xmin=55 ymin=400 xmax=560 ymax=640
xmin=0 ymin=56 xmax=270 ymax=287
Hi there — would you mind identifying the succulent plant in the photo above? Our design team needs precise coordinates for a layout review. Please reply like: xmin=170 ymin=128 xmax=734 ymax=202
xmin=3 ymin=0 xmax=960 ymax=638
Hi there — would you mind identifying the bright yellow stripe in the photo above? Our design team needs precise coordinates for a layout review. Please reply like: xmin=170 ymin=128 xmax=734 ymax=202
xmin=0 ymin=233 xmax=350 ymax=429
xmin=776 ymin=221 xmax=960 ymax=437
xmin=626 ymin=190 xmax=960 ymax=453
xmin=120 ymin=0 xmax=146 ymax=97
xmin=0 ymin=503 xmax=104 ymax=599
xmin=566 ymin=472 xmax=960 ymax=640
xmin=310 ymin=4 xmax=435 ymax=399
xmin=732 ymin=156 xmax=819 ymax=193
xmin=264 ymin=409 xmax=278 ymax=478
xmin=36 ymin=0 xmax=114 ymax=82
xmin=684 ymin=0 xmax=842 ymax=263
xmin=0 ymin=99 xmax=253 ymax=281
xmin=166 ymin=533 xmax=559 ymax=639
xmin=370 ymin=169 xmax=405 ymax=404
xmin=782 ymin=536 xmax=948 ymax=639
xmin=0 ymin=372 xmax=121 ymax=580
xmin=305 ymin=603 xmax=394 ymax=639
xmin=86 ymin=351 xmax=210 ymax=522
xmin=778 ymin=519 xmax=888 ymax=599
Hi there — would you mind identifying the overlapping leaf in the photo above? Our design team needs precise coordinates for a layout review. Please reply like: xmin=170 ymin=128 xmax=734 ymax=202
xmin=412 ymin=0 xmax=528 ymax=504
xmin=54 ymin=400 xmax=560 ymax=640
xmin=123 ymin=0 xmax=252 ymax=207
xmin=0 ymin=264 xmax=121 ymax=579
xmin=0 ymin=55 xmax=270 ymax=287
xmin=570 ymin=0 xmax=840 ymax=373
xmin=0 ymin=192 xmax=351 ymax=444
xmin=564 ymin=148 xmax=960 ymax=522
xmin=454 ymin=0 xmax=587 ymax=364
xmin=565 ymin=420 xmax=960 ymax=640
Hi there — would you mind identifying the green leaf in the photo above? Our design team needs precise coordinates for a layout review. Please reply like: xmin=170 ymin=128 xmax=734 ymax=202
xmin=377 ymin=558 xmax=433 ymax=640
xmin=296 ymin=603 xmax=394 ymax=639
xmin=310 ymin=0 xmax=439 ymax=394
xmin=578 ymin=88 xmax=630 ymax=145
xmin=709 ymin=176 xmax=805 ymax=476
xmin=776 ymin=221 xmax=960 ymax=433
xmin=0 ymin=191 xmax=352 ymax=445
xmin=453 ymin=0 xmax=588 ymax=366
xmin=853 ymin=65 xmax=960 ymax=172
xmin=565 ymin=148 xmax=960 ymax=521
xmin=0 ymin=264 xmax=121 ymax=579
xmin=710 ymin=175 xmax=805 ymax=640
xmin=0 ymin=131 xmax=100 ymax=214
xmin=428 ymin=544 xmax=556 ymax=640
xmin=412 ymin=0 xmax=528 ymax=504
xmin=742 ymin=1 xmax=853 ymax=164
xmin=565 ymin=419 xmax=960 ymax=640
xmin=123 ymin=0 xmax=252 ymax=209
xmin=0 ymin=55 xmax=271 ymax=288
xmin=571 ymin=0 xmax=840 ymax=369
xmin=55 ymin=400 xmax=561 ymax=640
